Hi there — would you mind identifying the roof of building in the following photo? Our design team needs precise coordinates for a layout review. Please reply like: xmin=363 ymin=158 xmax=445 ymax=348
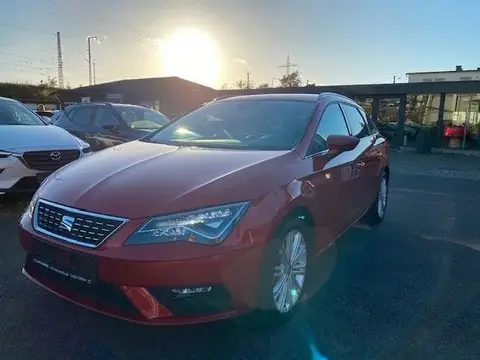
xmin=406 ymin=69 xmax=480 ymax=75
xmin=73 ymin=76 xmax=214 ymax=91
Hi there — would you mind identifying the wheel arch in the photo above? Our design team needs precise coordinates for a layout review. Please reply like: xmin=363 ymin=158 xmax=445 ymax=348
xmin=270 ymin=205 xmax=315 ymax=241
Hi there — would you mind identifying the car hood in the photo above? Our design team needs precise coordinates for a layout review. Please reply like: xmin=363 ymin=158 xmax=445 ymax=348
xmin=0 ymin=125 xmax=81 ymax=152
xmin=40 ymin=141 xmax=291 ymax=219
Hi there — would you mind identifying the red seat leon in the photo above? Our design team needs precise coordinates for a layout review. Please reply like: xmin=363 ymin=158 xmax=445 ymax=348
xmin=19 ymin=93 xmax=389 ymax=326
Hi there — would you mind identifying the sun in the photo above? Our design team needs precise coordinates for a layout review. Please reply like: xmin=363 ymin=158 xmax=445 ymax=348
xmin=159 ymin=28 xmax=220 ymax=87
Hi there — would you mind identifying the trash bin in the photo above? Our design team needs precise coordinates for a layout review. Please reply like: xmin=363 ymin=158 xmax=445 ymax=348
xmin=416 ymin=128 xmax=432 ymax=154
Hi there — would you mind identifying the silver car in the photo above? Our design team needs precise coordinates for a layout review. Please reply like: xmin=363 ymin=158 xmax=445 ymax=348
xmin=0 ymin=97 xmax=91 ymax=195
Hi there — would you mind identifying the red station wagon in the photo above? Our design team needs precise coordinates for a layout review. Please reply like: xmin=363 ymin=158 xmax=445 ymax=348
xmin=19 ymin=93 xmax=389 ymax=326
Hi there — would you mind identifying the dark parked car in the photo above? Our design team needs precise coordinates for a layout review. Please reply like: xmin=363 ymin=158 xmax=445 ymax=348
xmin=20 ymin=93 xmax=389 ymax=327
xmin=54 ymin=103 xmax=170 ymax=150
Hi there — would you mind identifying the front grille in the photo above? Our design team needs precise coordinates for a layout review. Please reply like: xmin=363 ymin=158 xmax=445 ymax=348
xmin=23 ymin=150 xmax=80 ymax=171
xmin=34 ymin=199 xmax=127 ymax=247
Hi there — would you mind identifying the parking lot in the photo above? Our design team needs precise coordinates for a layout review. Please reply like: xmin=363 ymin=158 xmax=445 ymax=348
xmin=1 ymin=151 xmax=480 ymax=360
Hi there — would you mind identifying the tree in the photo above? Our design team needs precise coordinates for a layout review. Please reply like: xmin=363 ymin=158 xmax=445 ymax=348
xmin=33 ymin=77 xmax=58 ymax=99
xmin=256 ymin=82 xmax=270 ymax=89
xmin=279 ymin=70 xmax=302 ymax=87
xmin=220 ymin=83 xmax=229 ymax=90
xmin=235 ymin=79 xmax=250 ymax=89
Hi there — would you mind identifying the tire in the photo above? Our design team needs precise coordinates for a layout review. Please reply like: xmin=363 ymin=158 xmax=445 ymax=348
xmin=363 ymin=170 xmax=388 ymax=226
xmin=254 ymin=218 xmax=313 ymax=327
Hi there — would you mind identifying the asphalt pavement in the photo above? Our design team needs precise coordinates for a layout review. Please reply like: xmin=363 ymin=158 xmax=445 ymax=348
xmin=1 ymin=161 xmax=480 ymax=359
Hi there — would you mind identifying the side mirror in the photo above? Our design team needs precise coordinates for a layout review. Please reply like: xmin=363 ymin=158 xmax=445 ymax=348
xmin=327 ymin=135 xmax=359 ymax=153
xmin=42 ymin=116 xmax=51 ymax=124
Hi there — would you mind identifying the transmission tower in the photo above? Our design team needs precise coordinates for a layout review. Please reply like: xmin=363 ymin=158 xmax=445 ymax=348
xmin=56 ymin=31 xmax=64 ymax=88
xmin=279 ymin=55 xmax=298 ymax=76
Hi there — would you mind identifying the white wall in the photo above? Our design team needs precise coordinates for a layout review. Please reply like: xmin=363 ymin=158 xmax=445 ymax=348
xmin=408 ymin=71 xmax=480 ymax=83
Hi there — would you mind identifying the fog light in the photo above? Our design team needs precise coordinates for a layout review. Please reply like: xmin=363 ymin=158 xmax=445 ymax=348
xmin=172 ymin=287 xmax=212 ymax=295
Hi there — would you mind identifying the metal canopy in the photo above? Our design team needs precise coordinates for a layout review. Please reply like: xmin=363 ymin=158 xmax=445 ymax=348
xmin=218 ymin=81 xmax=480 ymax=98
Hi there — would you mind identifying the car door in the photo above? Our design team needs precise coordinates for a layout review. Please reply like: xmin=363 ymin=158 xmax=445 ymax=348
xmin=91 ymin=107 xmax=132 ymax=150
xmin=303 ymin=103 xmax=358 ymax=248
xmin=340 ymin=103 xmax=380 ymax=215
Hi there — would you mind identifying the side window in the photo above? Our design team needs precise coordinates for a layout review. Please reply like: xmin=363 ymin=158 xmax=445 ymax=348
xmin=308 ymin=103 xmax=349 ymax=155
xmin=93 ymin=108 xmax=119 ymax=127
xmin=70 ymin=107 xmax=94 ymax=126
xmin=341 ymin=104 xmax=370 ymax=138
xmin=358 ymin=107 xmax=378 ymax=134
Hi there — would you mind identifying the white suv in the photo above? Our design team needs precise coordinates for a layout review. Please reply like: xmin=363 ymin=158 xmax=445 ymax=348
xmin=0 ymin=97 xmax=91 ymax=195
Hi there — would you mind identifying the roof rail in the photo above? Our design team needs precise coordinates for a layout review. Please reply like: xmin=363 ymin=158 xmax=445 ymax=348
xmin=318 ymin=92 xmax=354 ymax=102
xmin=212 ymin=95 xmax=234 ymax=102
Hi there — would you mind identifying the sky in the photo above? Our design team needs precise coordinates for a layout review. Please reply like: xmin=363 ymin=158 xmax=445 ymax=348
xmin=2 ymin=0 xmax=480 ymax=89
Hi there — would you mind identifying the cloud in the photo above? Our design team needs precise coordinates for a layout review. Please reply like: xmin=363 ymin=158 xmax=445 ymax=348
xmin=233 ymin=58 xmax=247 ymax=65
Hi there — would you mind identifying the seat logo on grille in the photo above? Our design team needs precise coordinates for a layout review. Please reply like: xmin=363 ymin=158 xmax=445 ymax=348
xmin=59 ymin=215 xmax=75 ymax=232
xmin=50 ymin=151 xmax=62 ymax=161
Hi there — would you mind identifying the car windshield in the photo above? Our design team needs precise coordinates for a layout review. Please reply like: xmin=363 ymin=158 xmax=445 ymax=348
xmin=0 ymin=100 xmax=45 ymax=126
xmin=143 ymin=99 xmax=317 ymax=150
xmin=114 ymin=105 xmax=169 ymax=130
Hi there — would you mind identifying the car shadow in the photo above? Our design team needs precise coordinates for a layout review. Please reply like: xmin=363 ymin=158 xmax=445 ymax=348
xmin=29 ymin=222 xmax=480 ymax=360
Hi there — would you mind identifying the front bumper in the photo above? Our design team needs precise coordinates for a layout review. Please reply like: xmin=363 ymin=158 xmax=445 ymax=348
xmin=0 ymin=151 xmax=88 ymax=194
xmin=19 ymin=215 xmax=266 ymax=325
xmin=0 ymin=155 xmax=42 ymax=193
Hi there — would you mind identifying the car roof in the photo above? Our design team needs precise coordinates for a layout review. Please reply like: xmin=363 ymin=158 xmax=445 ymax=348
xmin=70 ymin=102 xmax=146 ymax=108
xmin=0 ymin=96 xmax=18 ymax=103
xmin=218 ymin=93 xmax=320 ymax=102
xmin=215 ymin=92 xmax=356 ymax=104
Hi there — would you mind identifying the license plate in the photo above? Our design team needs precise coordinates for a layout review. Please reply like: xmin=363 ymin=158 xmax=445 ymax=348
xmin=36 ymin=172 xmax=52 ymax=184
xmin=32 ymin=239 xmax=97 ymax=284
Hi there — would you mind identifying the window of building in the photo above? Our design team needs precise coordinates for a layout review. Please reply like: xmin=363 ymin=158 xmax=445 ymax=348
xmin=460 ymin=77 xmax=472 ymax=81
xmin=308 ymin=103 xmax=349 ymax=155
xmin=341 ymin=104 xmax=370 ymax=138
xmin=434 ymin=78 xmax=445 ymax=82
xmin=422 ymin=78 xmax=433 ymax=82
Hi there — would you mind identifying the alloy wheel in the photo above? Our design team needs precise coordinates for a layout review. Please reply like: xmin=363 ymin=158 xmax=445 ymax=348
xmin=377 ymin=176 xmax=388 ymax=218
xmin=272 ymin=229 xmax=307 ymax=313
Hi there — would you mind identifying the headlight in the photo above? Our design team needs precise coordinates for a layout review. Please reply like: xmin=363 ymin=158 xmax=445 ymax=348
xmin=126 ymin=202 xmax=249 ymax=245
xmin=81 ymin=146 xmax=92 ymax=155
xmin=73 ymin=136 xmax=92 ymax=155
xmin=25 ymin=191 xmax=40 ymax=219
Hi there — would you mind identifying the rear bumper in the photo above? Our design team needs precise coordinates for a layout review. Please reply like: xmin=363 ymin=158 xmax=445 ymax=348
xmin=19 ymin=224 xmax=265 ymax=325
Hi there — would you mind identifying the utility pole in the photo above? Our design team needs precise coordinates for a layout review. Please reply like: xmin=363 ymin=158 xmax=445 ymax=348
xmin=93 ymin=58 xmax=96 ymax=85
xmin=246 ymin=71 xmax=251 ymax=89
xmin=56 ymin=31 xmax=64 ymax=88
xmin=279 ymin=55 xmax=298 ymax=76
xmin=393 ymin=75 xmax=403 ymax=84
xmin=87 ymin=36 xmax=98 ymax=86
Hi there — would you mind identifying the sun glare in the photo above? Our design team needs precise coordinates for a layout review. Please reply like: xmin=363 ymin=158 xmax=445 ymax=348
xmin=159 ymin=28 xmax=220 ymax=87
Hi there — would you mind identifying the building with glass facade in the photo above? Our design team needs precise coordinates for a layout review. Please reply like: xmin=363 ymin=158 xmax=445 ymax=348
xmin=62 ymin=76 xmax=480 ymax=152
